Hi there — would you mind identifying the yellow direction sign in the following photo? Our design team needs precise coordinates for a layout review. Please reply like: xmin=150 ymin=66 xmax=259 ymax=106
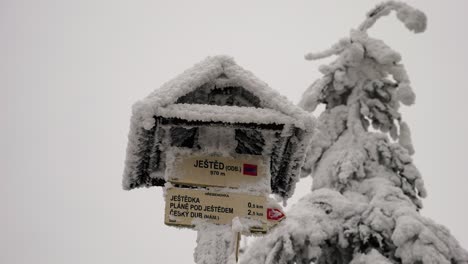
xmin=166 ymin=154 xmax=268 ymax=189
xmin=164 ymin=187 xmax=285 ymax=233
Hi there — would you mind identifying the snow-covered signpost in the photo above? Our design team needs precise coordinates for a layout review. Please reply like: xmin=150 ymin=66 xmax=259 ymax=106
xmin=122 ymin=56 xmax=314 ymax=263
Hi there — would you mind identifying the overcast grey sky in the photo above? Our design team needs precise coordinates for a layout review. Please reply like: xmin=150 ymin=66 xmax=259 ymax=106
xmin=2 ymin=0 xmax=468 ymax=263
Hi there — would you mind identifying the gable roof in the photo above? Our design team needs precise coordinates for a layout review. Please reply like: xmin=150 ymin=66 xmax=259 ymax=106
xmin=123 ymin=55 xmax=315 ymax=198
xmin=131 ymin=55 xmax=314 ymax=132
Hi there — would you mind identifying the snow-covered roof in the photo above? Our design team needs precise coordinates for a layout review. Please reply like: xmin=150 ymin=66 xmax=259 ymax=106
xmin=156 ymin=104 xmax=298 ymax=127
xmin=123 ymin=55 xmax=315 ymax=199
xmin=132 ymin=55 xmax=314 ymax=131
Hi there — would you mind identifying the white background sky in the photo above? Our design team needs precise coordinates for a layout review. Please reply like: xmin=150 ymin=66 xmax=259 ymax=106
xmin=2 ymin=0 xmax=468 ymax=263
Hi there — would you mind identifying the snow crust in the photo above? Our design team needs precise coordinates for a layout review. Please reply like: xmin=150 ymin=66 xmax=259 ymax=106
xmin=350 ymin=249 xmax=392 ymax=264
xmin=194 ymin=223 xmax=235 ymax=264
xmin=157 ymin=103 xmax=305 ymax=128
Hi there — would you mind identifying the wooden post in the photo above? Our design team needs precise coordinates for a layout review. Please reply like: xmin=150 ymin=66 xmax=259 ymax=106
xmin=194 ymin=223 xmax=241 ymax=264
xmin=234 ymin=232 xmax=241 ymax=262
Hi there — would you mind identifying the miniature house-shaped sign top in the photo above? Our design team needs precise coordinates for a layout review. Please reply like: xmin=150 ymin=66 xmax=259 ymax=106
xmin=122 ymin=56 xmax=314 ymax=199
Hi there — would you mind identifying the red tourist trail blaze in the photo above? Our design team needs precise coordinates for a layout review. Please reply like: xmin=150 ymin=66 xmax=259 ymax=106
xmin=243 ymin=164 xmax=257 ymax=176
xmin=267 ymin=208 xmax=285 ymax=221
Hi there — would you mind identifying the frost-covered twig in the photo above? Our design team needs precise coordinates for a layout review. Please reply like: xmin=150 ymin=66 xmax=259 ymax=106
xmin=304 ymin=38 xmax=351 ymax=61
xmin=358 ymin=1 xmax=427 ymax=33
xmin=304 ymin=1 xmax=427 ymax=63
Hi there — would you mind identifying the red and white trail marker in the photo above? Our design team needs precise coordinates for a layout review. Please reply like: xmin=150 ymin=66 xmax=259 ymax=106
xmin=267 ymin=208 xmax=286 ymax=221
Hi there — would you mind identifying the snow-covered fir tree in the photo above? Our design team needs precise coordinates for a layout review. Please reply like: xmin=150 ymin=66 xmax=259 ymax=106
xmin=241 ymin=2 xmax=468 ymax=263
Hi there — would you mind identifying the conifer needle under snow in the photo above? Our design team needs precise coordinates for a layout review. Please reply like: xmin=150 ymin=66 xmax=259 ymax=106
xmin=241 ymin=2 xmax=468 ymax=263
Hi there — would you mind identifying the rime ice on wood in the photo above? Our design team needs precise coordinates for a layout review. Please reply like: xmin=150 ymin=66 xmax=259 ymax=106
xmin=122 ymin=55 xmax=313 ymax=263
xmin=122 ymin=55 xmax=314 ymax=199
xmin=242 ymin=2 xmax=468 ymax=264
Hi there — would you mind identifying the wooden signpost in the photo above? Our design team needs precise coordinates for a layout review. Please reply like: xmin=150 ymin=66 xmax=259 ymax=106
xmin=163 ymin=151 xmax=286 ymax=263
xmin=166 ymin=154 xmax=268 ymax=189
xmin=123 ymin=56 xmax=314 ymax=263
xmin=164 ymin=187 xmax=284 ymax=233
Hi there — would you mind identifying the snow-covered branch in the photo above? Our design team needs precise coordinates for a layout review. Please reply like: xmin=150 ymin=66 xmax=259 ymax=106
xmin=243 ymin=2 xmax=468 ymax=264
xmin=358 ymin=1 xmax=427 ymax=33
